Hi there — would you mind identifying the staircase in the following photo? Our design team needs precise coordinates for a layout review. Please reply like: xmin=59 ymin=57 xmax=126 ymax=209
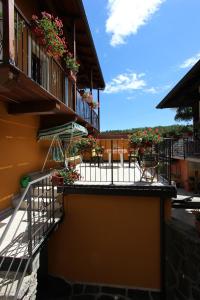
xmin=0 ymin=173 xmax=63 ymax=300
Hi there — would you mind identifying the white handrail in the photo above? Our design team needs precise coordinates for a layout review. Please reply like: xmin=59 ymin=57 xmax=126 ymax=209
xmin=0 ymin=173 xmax=51 ymax=248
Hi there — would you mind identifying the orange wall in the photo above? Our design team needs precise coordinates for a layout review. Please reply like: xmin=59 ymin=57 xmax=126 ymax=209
xmin=171 ymin=160 xmax=189 ymax=191
xmin=48 ymin=193 xmax=171 ymax=290
xmin=0 ymin=103 xmax=52 ymax=210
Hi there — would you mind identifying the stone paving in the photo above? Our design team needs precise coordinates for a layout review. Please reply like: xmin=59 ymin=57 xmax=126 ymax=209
xmin=36 ymin=276 xmax=161 ymax=300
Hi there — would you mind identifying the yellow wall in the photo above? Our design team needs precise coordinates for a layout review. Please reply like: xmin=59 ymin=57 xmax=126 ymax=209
xmin=0 ymin=102 xmax=52 ymax=210
xmin=49 ymin=193 xmax=171 ymax=290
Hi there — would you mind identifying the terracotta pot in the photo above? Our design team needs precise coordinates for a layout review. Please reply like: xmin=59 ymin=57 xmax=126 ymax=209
xmin=66 ymin=69 xmax=77 ymax=82
xmin=51 ymin=175 xmax=64 ymax=186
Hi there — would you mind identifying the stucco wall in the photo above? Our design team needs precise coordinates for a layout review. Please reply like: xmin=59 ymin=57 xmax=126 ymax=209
xmin=0 ymin=102 xmax=52 ymax=210
xmin=48 ymin=193 xmax=171 ymax=290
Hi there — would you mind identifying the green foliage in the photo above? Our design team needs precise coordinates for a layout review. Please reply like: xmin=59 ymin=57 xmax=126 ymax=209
xmin=64 ymin=54 xmax=80 ymax=73
xmin=57 ymin=167 xmax=80 ymax=184
xmin=102 ymin=125 xmax=193 ymax=137
xmin=174 ymin=107 xmax=193 ymax=122
xmin=73 ymin=135 xmax=97 ymax=154
xmin=32 ymin=12 xmax=66 ymax=58
xmin=129 ymin=128 xmax=162 ymax=148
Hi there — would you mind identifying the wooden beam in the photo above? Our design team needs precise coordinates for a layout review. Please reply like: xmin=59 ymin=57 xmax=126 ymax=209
xmin=8 ymin=101 xmax=61 ymax=115
xmin=40 ymin=114 xmax=77 ymax=129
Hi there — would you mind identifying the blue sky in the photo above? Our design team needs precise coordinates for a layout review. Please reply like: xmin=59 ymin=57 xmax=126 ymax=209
xmin=83 ymin=0 xmax=200 ymax=131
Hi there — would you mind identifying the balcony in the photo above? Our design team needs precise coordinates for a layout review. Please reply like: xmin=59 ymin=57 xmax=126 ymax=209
xmin=76 ymin=90 xmax=99 ymax=131
xmin=0 ymin=3 xmax=100 ymax=131
xmin=171 ymin=137 xmax=200 ymax=159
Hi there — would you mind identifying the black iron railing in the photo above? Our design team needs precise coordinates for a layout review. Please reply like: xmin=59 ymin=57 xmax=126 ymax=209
xmin=76 ymin=91 xmax=100 ymax=130
xmin=0 ymin=174 xmax=63 ymax=298
xmin=69 ymin=139 xmax=172 ymax=185
xmin=171 ymin=138 xmax=200 ymax=159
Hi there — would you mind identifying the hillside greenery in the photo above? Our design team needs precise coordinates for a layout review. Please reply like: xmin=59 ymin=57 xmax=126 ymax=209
xmin=101 ymin=124 xmax=193 ymax=137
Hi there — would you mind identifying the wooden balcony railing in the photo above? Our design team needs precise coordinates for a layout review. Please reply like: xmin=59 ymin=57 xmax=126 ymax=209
xmin=14 ymin=8 xmax=65 ymax=103
xmin=76 ymin=90 xmax=100 ymax=131
xmin=0 ymin=4 xmax=100 ymax=130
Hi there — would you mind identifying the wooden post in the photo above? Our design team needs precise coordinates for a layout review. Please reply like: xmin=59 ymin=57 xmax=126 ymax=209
xmin=73 ymin=20 xmax=77 ymax=112
xmin=3 ymin=0 xmax=15 ymax=63
xmin=97 ymin=89 xmax=100 ymax=131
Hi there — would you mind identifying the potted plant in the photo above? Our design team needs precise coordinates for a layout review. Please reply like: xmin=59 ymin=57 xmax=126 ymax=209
xmin=81 ymin=92 xmax=93 ymax=103
xmin=31 ymin=12 xmax=67 ymax=59
xmin=64 ymin=51 xmax=80 ymax=82
xmin=89 ymin=101 xmax=99 ymax=109
xmin=74 ymin=135 xmax=97 ymax=155
xmin=52 ymin=165 xmax=80 ymax=186
xmin=51 ymin=171 xmax=64 ymax=186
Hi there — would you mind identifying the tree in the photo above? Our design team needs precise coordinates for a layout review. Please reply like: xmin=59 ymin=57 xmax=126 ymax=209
xmin=174 ymin=107 xmax=193 ymax=122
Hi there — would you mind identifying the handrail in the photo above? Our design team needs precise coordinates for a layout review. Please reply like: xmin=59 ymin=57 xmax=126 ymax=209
xmin=0 ymin=171 xmax=57 ymax=299
xmin=0 ymin=172 xmax=51 ymax=248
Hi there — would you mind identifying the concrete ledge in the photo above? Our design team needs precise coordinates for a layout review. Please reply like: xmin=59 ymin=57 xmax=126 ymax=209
xmin=61 ymin=184 xmax=177 ymax=198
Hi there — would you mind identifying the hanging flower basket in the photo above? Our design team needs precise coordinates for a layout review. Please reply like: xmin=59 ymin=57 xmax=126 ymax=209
xmin=31 ymin=12 xmax=67 ymax=59
xmin=64 ymin=51 xmax=80 ymax=81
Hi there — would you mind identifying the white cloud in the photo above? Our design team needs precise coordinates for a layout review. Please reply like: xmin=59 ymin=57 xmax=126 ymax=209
xmin=106 ymin=0 xmax=165 ymax=46
xmin=104 ymin=71 xmax=171 ymax=95
xmin=104 ymin=72 xmax=146 ymax=94
xmin=144 ymin=87 xmax=158 ymax=94
xmin=144 ymin=84 xmax=172 ymax=94
xmin=180 ymin=52 xmax=200 ymax=69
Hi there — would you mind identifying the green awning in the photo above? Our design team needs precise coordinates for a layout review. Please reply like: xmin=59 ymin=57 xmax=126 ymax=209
xmin=38 ymin=122 xmax=88 ymax=141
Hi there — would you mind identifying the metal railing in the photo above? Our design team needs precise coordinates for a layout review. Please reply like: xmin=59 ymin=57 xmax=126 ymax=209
xmin=76 ymin=90 xmax=100 ymax=131
xmin=69 ymin=139 xmax=172 ymax=185
xmin=0 ymin=173 xmax=62 ymax=299
xmin=14 ymin=7 xmax=65 ymax=102
xmin=171 ymin=138 xmax=200 ymax=159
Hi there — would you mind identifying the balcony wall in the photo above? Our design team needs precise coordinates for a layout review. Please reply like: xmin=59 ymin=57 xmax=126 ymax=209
xmin=48 ymin=190 xmax=171 ymax=290
xmin=0 ymin=102 xmax=59 ymax=211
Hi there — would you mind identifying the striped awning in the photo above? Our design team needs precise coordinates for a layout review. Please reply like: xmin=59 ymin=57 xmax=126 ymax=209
xmin=38 ymin=122 xmax=88 ymax=141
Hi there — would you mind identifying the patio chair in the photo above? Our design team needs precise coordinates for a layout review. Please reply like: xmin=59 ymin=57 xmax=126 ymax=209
xmin=140 ymin=154 xmax=159 ymax=182
xmin=91 ymin=148 xmax=104 ymax=167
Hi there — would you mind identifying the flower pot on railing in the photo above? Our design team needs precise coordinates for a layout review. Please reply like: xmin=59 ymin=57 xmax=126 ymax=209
xmin=89 ymin=101 xmax=98 ymax=109
xmin=66 ymin=69 xmax=77 ymax=83
xmin=51 ymin=174 xmax=64 ymax=186
xmin=31 ymin=13 xmax=67 ymax=59
xmin=82 ymin=92 xmax=93 ymax=104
